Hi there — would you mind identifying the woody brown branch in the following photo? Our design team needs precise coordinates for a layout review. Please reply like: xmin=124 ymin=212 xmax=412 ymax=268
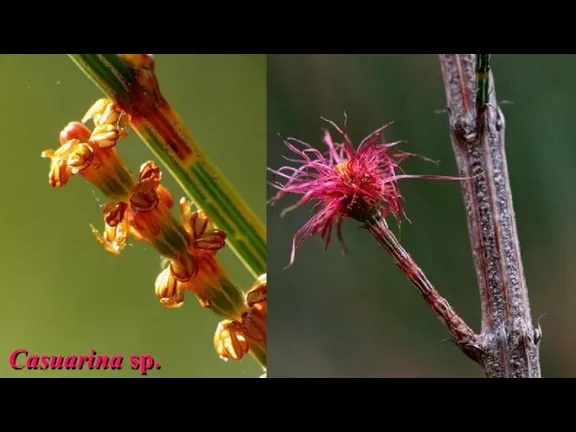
xmin=365 ymin=214 xmax=482 ymax=361
xmin=438 ymin=54 xmax=541 ymax=378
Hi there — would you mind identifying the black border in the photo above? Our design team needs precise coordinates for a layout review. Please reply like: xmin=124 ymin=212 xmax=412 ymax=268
xmin=2 ymin=376 xmax=560 ymax=415
xmin=2 ymin=9 xmax=568 ymax=54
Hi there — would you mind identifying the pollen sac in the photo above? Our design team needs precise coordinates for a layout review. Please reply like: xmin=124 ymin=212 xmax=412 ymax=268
xmin=42 ymin=152 xmax=70 ymax=187
xmin=242 ymin=308 xmax=266 ymax=343
xmin=90 ymin=222 xmax=128 ymax=256
xmin=82 ymin=98 xmax=130 ymax=148
xmin=242 ymin=273 xmax=267 ymax=342
xmin=189 ymin=209 xmax=210 ymax=240
xmin=59 ymin=121 xmax=91 ymax=145
xmin=83 ymin=98 xmax=128 ymax=128
xmin=334 ymin=159 xmax=351 ymax=178
xmin=214 ymin=320 xmax=249 ymax=361
xmin=129 ymin=163 xmax=162 ymax=212
xmin=139 ymin=161 xmax=162 ymax=187
xmin=130 ymin=188 xmax=159 ymax=213
xmin=178 ymin=200 xmax=227 ymax=253
xmin=42 ymin=139 xmax=94 ymax=188
xmin=246 ymin=273 xmax=267 ymax=309
xmin=89 ymin=124 xmax=127 ymax=148
xmin=194 ymin=229 xmax=227 ymax=252
xmin=90 ymin=201 xmax=130 ymax=256
xmin=103 ymin=201 xmax=127 ymax=227
xmin=82 ymin=98 xmax=108 ymax=124
xmin=180 ymin=199 xmax=213 ymax=239
xmin=169 ymin=251 xmax=198 ymax=282
xmin=67 ymin=142 xmax=93 ymax=173
xmin=155 ymin=267 xmax=184 ymax=308
xmin=160 ymin=295 xmax=184 ymax=308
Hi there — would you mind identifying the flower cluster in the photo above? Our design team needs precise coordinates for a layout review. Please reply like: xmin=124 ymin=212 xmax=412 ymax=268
xmin=214 ymin=273 xmax=267 ymax=377
xmin=269 ymin=116 xmax=461 ymax=266
xmin=42 ymin=94 xmax=265 ymax=372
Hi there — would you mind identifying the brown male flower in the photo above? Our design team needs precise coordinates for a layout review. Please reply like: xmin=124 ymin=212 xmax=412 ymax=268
xmin=212 ymin=273 xmax=267 ymax=364
xmin=41 ymin=99 xmax=134 ymax=200
xmin=43 ymin=93 xmax=265 ymax=374
xmin=242 ymin=273 xmax=267 ymax=343
xmin=82 ymin=98 xmax=130 ymax=148
xmin=152 ymin=198 xmax=246 ymax=320
xmin=154 ymin=267 xmax=186 ymax=308
xmin=92 ymin=161 xmax=192 ymax=271
xmin=213 ymin=319 xmax=250 ymax=361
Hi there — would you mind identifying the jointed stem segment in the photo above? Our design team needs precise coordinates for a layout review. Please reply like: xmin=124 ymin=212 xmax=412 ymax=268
xmin=439 ymin=54 xmax=541 ymax=378
xmin=68 ymin=54 xmax=266 ymax=279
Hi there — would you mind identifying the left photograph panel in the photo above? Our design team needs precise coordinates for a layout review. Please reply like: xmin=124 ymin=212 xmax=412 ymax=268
xmin=0 ymin=54 xmax=266 ymax=378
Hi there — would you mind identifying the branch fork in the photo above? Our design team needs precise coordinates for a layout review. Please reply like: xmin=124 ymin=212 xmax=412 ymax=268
xmin=394 ymin=54 xmax=542 ymax=378
xmin=371 ymin=55 xmax=542 ymax=377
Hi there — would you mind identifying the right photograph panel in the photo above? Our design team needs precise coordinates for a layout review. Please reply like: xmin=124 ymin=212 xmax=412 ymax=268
xmin=267 ymin=54 xmax=575 ymax=378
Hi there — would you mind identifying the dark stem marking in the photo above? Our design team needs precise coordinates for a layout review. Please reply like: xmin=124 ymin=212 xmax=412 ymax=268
xmin=438 ymin=54 xmax=541 ymax=378
xmin=475 ymin=54 xmax=491 ymax=134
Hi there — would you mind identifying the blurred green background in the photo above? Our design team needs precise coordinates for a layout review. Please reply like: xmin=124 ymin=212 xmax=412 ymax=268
xmin=0 ymin=54 xmax=265 ymax=377
xmin=267 ymin=54 xmax=576 ymax=377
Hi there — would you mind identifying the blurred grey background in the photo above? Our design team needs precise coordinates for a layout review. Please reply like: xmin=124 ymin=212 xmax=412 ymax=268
xmin=0 ymin=54 xmax=265 ymax=377
xmin=267 ymin=54 xmax=575 ymax=377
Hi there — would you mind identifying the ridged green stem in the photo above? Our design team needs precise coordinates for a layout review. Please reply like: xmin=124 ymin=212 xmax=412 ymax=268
xmin=68 ymin=54 xmax=266 ymax=279
xmin=68 ymin=54 xmax=267 ymax=374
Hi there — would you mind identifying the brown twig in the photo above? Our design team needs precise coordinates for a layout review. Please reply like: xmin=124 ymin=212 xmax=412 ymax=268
xmin=438 ymin=54 xmax=541 ymax=378
xmin=364 ymin=213 xmax=482 ymax=361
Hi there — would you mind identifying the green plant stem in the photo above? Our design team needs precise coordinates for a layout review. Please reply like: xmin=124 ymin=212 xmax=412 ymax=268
xmin=68 ymin=54 xmax=266 ymax=278
xmin=249 ymin=343 xmax=266 ymax=369
xmin=475 ymin=54 xmax=491 ymax=133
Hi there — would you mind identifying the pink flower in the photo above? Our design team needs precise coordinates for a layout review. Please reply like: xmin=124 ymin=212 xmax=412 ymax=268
xmin=269 ymin=116 xmax=461 ymax=266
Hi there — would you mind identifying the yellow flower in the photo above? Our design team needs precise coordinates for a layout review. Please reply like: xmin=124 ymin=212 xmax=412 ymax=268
xmin=241 ymin=274 xmax=267 ymax=346
xmin=212 ymin=274 xmax=267 ymax=365
xmin=213 ymin=319 xmax=249 ymax=361
xmin=42 ymin=117 xmax=134 ymax=200
xmin=149 ymin=198 xmax=247 ymax=320
xmin=246 ymin=273 xmax=267 ymax=315
xmin=154 ymin=268 xmax=185 ymax=308
xmin=82 ymin=98 xmax=130 ymax=148
xmin=42 ymin=95 xmax=266 ymax=373
xmin=91 ymin=161 xmax=191 ymax=264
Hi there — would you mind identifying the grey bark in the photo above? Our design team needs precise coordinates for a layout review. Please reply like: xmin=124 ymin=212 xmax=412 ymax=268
xmin=438 ymin=54 xmax=541 ymax=378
